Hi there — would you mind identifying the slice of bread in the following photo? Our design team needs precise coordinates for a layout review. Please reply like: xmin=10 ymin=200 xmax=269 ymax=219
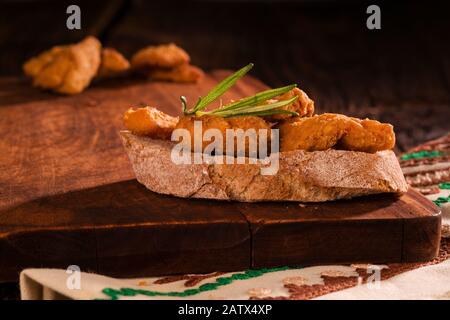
xmin=120 ymin=130 xmax=408 ymax=202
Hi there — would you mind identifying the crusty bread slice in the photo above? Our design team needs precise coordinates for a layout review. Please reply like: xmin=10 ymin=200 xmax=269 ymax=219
xmin=120 ymin=130 xmax=408 ymax=202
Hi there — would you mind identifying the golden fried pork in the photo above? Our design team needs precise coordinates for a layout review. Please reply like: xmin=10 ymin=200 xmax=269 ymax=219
xmin=339 ymin=117 xmax=396 ymax=153
xmin=147 ymin=63 xmax=204 ymax=83
xmin=278 ymin=113 xmax=395 ymax=153
xmin=123 ymin=107 xmax=179 ymax=139
xmin=23 ymin=36 xmax=101 ymax=94
xmin=264 ymin=88 xmax=315 ymax=121
xmin=131 ymin=43 xmax=204 ymax=83
xmin=174 ymin=115 xmax=271 ymax=156
xmin=123 ymin=107 xmax=394 ymax=155
xmin=131 ymin=43 xmax=190 ymax=69
xmin=278 ymin=113 xmax=349 ymax=151
xmin=224 ymin=87 xmax=314 ymax=122
xmin=23 ymin=47 xmax=64 ymax=78
xmin=175 ymin=115 xmax=230 ymax=151
xmin=97 ymin=48 xmax=130 ymax=78
xmin=228 ymin=116 xmax=272 ymax=156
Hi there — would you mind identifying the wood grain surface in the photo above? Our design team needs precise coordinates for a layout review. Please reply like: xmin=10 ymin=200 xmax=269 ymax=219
xmin=240 ymin=188 xmax=441 ymax=267
xmin=0 ymin=180 xmax=440 ymax=283
xmin=0 ymin=180 xmax=251 ymax=281
xmin=0 ymin=71 xmax=266 ymax=211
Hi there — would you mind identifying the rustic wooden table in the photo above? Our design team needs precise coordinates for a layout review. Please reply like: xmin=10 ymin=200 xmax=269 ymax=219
xmin=0 ymin=0 xmax=449 ymax=300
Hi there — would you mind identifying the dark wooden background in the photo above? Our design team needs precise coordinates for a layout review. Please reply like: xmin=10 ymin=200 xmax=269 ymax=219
xmin=1 ymin=0 xmax=449 ymax=299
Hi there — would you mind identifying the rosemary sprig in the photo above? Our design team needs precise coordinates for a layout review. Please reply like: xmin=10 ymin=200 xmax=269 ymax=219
xmin=224 ymin=109 xmax=298 ymax=118
xmin=200 ymin=96 xmax=299 ymax=118
xmin=184 ymin=63 xmax=254 ymax=115
xmin=181 ymin=63 xmax=298 ymax=118
xmin=216 ymin=84 xmax=297 ymax=112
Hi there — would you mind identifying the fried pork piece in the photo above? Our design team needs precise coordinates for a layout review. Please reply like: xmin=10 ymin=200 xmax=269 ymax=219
xmin=97 ymin=48 xmax=130 ymax=78
xmin=278 ymin=113 xmax=395 ymax=153
xmin=339 ymin=117 xmax=396 ymax=153
xmin=264 ymin=88 xmax=315 ymax=121
xmin=23 ymin=46 xmax=64 ymax=77
xmin=175 ymin=115 xmax=230 ymax=152
xmin=175 ymin=115 xmax=271 ymax=156
xmin=23 ymin=36 xmax=101 ymax=94
xmin=227 ymin=116 xmax=272 ymax=156
xmin=278 ymin=113 xmax=349 ymax=152
xmin=131 ymin=43 xmax=190 ymax=69
xmin=224 ymin=87 xmax=314 ymax=122
xmin=124 ymin=107 xmax=179 ymax=139
xmin=147 ymin=64 xmax=204 ymax=83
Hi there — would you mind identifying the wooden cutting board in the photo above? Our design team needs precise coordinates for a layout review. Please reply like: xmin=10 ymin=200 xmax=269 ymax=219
xmin=0 ymin=72 xmax=267 ymax=211
xmin=0 ymin=73 xmax=441 ymax=282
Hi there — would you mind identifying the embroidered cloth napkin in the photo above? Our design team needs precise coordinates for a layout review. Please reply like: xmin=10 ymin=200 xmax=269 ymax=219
xmin=20 ymin=134 xmax=450 ymax=300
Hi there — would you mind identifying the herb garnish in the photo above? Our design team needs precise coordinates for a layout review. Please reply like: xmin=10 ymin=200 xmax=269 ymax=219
xmin=181 ymin=63 xmax=299 ymax=118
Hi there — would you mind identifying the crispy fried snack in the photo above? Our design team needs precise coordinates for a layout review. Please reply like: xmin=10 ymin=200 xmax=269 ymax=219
xmin=227 ymin=116 xmax=272 ymax=156
xmin=124 ymin=106 xmax=394 ymax=154
xmin=123 ymin=107 xmax=179 ymax=139
xmin=23 ymin=36 xmax=101 ymax=94
xmin=23 ymin=47 xmax=64 ymax=78
xmin=175 ymin=115 xmax=230 ymax=151
xmin=174 ymin=115 xmax=271 ymax=156
xmin=264 ymin=88 xmax=315 ymax=121
xmin=97 ymin=48 xmax=130 ymax=78
xmin=131 ymin=43 xmax=190 ymax=69
xmin=339 ymin=117 xmax=396 ymax=153
xmin=147 ymin=63 xmax=204 ymax=83
xmin=278 ymin=113 xmax=395 ymax=153
xmin=278 ymin=113 xmax=349 ymax=151
xmin=131 ymin=43 xmax=203 ymax=83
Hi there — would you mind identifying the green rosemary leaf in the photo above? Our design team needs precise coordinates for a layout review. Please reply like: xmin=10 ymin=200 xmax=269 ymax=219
xmin=209 ymin=96 xmax=298 ymax=117
xmin=217 ymin=84 xmax=297 ymax=112
xmin=181 ymin=63 xmax=301 ymax=119
xmin=223 ymin=109 xmax=299 ymax=118
xmin=190 ymin=63 xmax=254 ymax=113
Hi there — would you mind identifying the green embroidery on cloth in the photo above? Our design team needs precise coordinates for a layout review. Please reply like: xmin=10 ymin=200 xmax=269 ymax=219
xmin=100 ymin=266 xmax=299 ymax=300
xmin=439 ymin=182 xmax=450 ymax=190
xmin=400 ymin=150 xmax=445 ymax=161
xmin=433 ymin=195 xmax=450 ymax=207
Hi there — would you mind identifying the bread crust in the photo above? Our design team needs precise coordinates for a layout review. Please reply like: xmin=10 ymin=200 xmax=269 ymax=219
xmin=120 ymin=131 xmax=408 ymax=202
